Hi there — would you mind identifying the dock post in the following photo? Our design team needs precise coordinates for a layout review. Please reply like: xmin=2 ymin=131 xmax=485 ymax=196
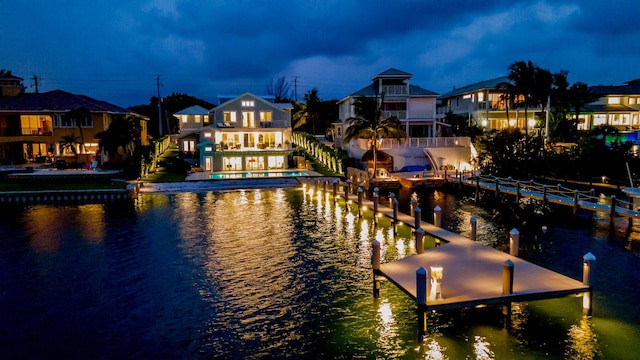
xmin=372 ymin=240 xmax=381 ymax=298
xmin=475 ymin=176 xmax=480 ymax=203
xmin=516 ymin=181 xmax=521 ymax=204
xmin=373 ymin=192 xmax=379 ymax=225
xmin=470 ymin=216 xmax=477 ymax=241
xmin=502 ymin=260 xmax=515 ymax=316
xmin=509 ymin=228 xmax=519 ymax=257
xmin=357 ymin=187 xmax=364 ymax=218
xmin=582 ymin=252 xmax=595 ymax=316
xmin=609 ymin=195 xmax=616 ymax=230
xmin=459 ymin=170 xmax=463 ymax=190
xmin=345 ymin=179 xmax=351 ymax=200
xmin=410 ymin=198 xmax=417 ymax=217
xmin=416 ymin=267 xmax=428 ymax=339
xmin=392 ymin=198 xmax=399 ymax=234
xmin=543 ymin=185 xmax=548 ymax=206
xmin=573 ymin=190 xmax=579 ymax=216
xmin=416 ymin=228 xmax=424 ymax=254
xmin=389 ymin=192 xmax=395 ymax=209
xmin=332 ymin=179 xmax=338 ymax=202
xmin=433 ymin=206 xmax=441 ymax=227
xmin=415 ymin=207 xmax=422 ymax=229
xmin=495 ymin=177 xmax=500 ymax=200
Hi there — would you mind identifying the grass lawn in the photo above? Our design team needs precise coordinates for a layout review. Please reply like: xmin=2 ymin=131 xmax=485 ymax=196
xmin=141 ymin=143 xmax=188 ymax=183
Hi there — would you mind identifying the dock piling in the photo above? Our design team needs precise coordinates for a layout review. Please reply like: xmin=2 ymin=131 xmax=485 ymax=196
xmin=332 ymin=179 xmax=338 ymax=202
xmin=416 ymin=267 xmax=428 ymax=339
xmin=583 ymin=252 xmax=595 ymax=316
xmin=509 ymin=228 xmax=519 ymax=257
xmin=610 ymin=195 xmax=616 ymax=230
xmin=357 ymin=186 xmax=363 ymax=218
xmin=415 ymin=228 xmax=424 ymax=254
xmin=414 ymin=207 xmax=422 ymax=229
xmin=470 ymin=216 xmax=477 ymax=241
xmin=372 ymin=240 xmax=381 ymax=297
xmin=433 ymin=206 xmax=441 ymax=228
xmin=392 ymin=198 xmax=398 ymax=233
xmin=502 ymin=260 xmax=515 ymax=316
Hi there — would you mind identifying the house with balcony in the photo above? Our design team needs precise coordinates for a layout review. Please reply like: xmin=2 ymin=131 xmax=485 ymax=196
xmin=435 ymin=76 xmax=542 ymax=132
xmin=0 ymin=88 xmax=148 ymax=165
xmin=334 ymin=69 xmax=440 ymax=152
xmin=580 ymin=79 xmax=640 ymax=139
xmin=175 ymin=105 xmax=211 ymax=153
xmin=196 ymin=93 xmax=293 ymax=172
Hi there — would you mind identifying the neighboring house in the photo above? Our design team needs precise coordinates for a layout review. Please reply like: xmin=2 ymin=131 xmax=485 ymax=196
xmin=196 ymin=93 xmax=293 ymax=172
xmin=436 ymin=76 xmax=538 ymax=132
xmin=0 ymin=88 xmax=148 ymax=165
xmin=175 ymin=105 xmax=211 ymax=153
xmin=334 ymin=68 xmax=440 ymax=151
xmin=582 ymin=79 xmax=640 ymax=135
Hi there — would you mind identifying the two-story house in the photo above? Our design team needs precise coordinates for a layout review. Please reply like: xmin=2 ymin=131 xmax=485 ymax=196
xmin=583 ymin=79 xmax=640 ymax=136
xmin=334 ymin=68 xmax=440 ymax=152
xmin=175 ymin=105 xmax=211 ymax=153
xmin=0 ymin=87 xmax=148 ymax=165
xmin=196 ymin=93 xmax=293 ymax=172
xmin=435 ymin=76 xmax=539 ymax=132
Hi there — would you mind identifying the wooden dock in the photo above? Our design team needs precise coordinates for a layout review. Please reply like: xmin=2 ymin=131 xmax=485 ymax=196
xmin=300 ymin=179 xmax=594 ymax=329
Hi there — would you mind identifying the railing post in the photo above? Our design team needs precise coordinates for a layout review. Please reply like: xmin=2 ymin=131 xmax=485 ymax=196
xmin=516 ymin=181 xmax=521 ymax=204
xmin=573 ymin=190 xmax=580 ymax=216
xmin=583 ymin=252 xmax=595 ymax=316
xmin=470 ymin=216 xmax=477 ymax=241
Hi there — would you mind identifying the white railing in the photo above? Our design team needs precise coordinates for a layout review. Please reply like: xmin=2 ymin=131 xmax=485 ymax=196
xmin=377 ymin=137 xmax=471 ymax=149
xmin=383 ymin=110 xmax=406 ymax=119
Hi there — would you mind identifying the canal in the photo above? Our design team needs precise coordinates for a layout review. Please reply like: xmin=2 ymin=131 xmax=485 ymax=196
xmin=0 ymin=186 xmax=639 ymax=359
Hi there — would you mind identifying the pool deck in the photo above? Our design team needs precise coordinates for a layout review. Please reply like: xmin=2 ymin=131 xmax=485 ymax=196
xmin=329 ymin=185 xmax=591 ymax=312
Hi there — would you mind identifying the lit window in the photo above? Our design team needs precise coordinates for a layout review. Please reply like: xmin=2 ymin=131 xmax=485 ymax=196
xmin=224 ymin=111 xmax=236 ymax=122
xmin=204 ymin=132 xmax=212 ymax=138
xmin=594 ymin=114 xmax=606 ymax=125
xmin=260 ymin=111 xmax=272 ymax=122
xmin=477 ymin=92 xmax=484 ymax=102
xmin=205 ymin=146 xmax=213 ymax=152
xmin=608 ymin=97 xmax=620 ymax=104
xmin=463 ymin=94 xmax=472 ymax=99
xmin=204 ymin=115 xmax=209 ymax=123
xmin=182 ymin=115 xmax=188 ymax=123
xmin=242 ymin=100 xmax=255 ymax=107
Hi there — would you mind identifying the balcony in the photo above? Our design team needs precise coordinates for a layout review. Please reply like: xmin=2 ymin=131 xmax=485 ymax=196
xmin=382 ymin=85 xmax=408 ymax=95
xmin=383 ymin=110 xmax=407 ymax=119
xmin=0 ymin=126 xmax=53 ymax=136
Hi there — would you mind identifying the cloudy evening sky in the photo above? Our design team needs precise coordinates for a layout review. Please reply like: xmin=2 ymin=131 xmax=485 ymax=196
xmin=2 ymin=0 xmax=639 ymax=107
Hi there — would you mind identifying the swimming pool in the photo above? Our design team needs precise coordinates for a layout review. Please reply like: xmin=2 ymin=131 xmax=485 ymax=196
xmin=209 ymin=171 xmax=309 ymax=179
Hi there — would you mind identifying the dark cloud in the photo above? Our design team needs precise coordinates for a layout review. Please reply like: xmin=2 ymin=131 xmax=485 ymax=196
xmin=1 ymin=0 xmax=639 ymax=107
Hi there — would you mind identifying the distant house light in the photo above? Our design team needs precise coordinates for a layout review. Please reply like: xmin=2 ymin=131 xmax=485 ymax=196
xmin=242 ymin=100 xmax=255 ymax=107
xmin=182 ymin=115 xmax=188 ymax=123
xmin=204 ymin=132 xmax=212 ymax=138
xmin=205 ymin=146 xmax=213 ymax=152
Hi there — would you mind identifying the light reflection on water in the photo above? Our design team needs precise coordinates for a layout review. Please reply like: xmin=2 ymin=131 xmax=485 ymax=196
xmin=0 ymin=187 xmax=639 ymax=358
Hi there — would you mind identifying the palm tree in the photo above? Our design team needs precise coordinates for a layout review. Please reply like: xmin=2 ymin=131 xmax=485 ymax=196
xmin=507 ymin=61 xmax=537 ymax=132
xmin=568 ymin=82 xmax=599 ymax=126
xmin=59 ymin=133 xmax=82 ymax=164
xmin=292 ymin=89 xmax=320 ymax=134
xmin=95 ymin=115 xmax=141 ymax=165
xmin=343 ymin=92 xmax=407 ymax=178
xmin=68 ymin=107 xmax=90 ymax=160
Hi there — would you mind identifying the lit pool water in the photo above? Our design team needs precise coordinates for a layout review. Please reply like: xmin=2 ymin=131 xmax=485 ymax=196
xmin=209 ymin=171 xmax=309 ymax=179
xmin=1 ymin=188 xmax=639 ymax=358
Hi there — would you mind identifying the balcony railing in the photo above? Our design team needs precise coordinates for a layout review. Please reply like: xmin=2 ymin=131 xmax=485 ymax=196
xmin=377 ymin=136 xmax=471 ymax=149
xmin=383 ymin=110 xmax=406 ymax=119
xmin=382 ymin=85 xmax=408 ymax=95
xmin=0 ymin=127 xmax=53 ymax=136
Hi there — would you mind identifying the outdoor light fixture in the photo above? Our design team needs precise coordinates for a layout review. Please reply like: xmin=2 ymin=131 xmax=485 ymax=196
xmin=429 ymin=266 xmax=443 ymax=301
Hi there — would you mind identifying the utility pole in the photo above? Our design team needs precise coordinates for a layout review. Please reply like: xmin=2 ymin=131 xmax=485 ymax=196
xmin=293 ymin=76 xmax=298 ymax=102
xmin=155 ymin=75 xmax=163 ymax=136
xmin=32 ymin=74 xmax=41 ymax=93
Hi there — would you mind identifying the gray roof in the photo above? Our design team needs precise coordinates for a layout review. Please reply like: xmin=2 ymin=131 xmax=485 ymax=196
xmin=590 ymin=82 xmax=640 ymax=96
xmin=374 ymin=68 xmax=413 ymax=78
xmin=350 ymin=84 xmax=438 ymax=97
xmin=0 ymin=89 xmax=131 ymax=114
xmin=174 ymin=105 xmax=210 ymax=115
xmin=438 ymin=76 xmax=511 ymax=98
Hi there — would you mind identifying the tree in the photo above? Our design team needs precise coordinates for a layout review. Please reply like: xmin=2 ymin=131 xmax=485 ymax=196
xmin=129 ymin=93 xmax=214 ymax=137
xmin=343 ymin=92 xmax=407 ymax=178
xmin=292 ymin=89 xmax=321 ymax=134
xmin=568 ymin=82 xmax=599 ymax=128
xmin=68 ymin=107 xmax=90 ymax=158
xmin=59 ymin=133 xmax=82 ymax=164
xmin=95 ymin=115 xmax=142 ymax=166
xmin=265 ymin=76 xmax=292 ymax=102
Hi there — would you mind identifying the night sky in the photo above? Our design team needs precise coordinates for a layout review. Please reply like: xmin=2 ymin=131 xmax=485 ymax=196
xmin=2 ymin=0 xmax=639 ymax=107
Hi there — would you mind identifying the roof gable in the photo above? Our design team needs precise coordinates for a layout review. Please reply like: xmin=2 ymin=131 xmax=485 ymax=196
xmin=174 ymin=105 xmax=210 ymax=115
xmin=216 ymin=92 xmax=284 ymax=111
xmin=438 ymin=76 xmax=511 ymax=98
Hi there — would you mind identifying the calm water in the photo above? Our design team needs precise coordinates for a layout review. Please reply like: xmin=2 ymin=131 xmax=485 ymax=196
xmin=1 ymin=186 xmax=640 ymax=359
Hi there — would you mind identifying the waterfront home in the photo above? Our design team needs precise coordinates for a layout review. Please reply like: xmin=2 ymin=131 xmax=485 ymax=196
xmin=333 ymin=68 xmax=440 ymax=154
xmin=584 ymin=79 xmax=640 ymax=137
xmin=196 ymin=93 xmax=293 ymax=172
xmin=175 ymin=105 xmax=211 ymax=154
xmin=0 ymin=82 xmax=148 ymax=165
